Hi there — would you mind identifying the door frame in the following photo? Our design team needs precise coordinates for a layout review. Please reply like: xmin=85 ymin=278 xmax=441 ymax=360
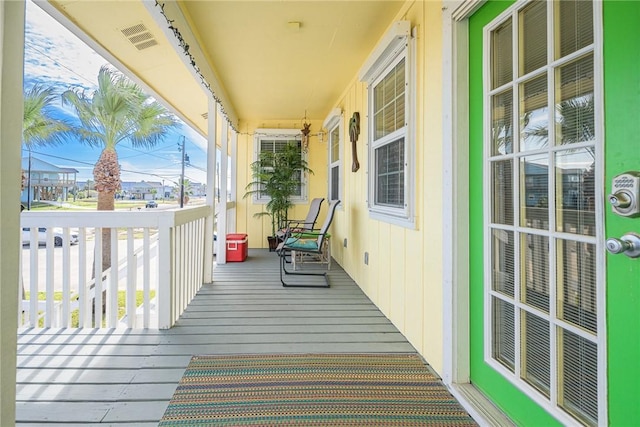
xmin=442 ymin=0 xmax=607 ymax=424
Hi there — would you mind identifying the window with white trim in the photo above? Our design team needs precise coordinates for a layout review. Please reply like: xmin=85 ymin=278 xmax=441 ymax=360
xmin=253 ymin=130 xmax=307 ymax=202
xmin=360 ymin=21 xmax=414 ymax=227
xmin=324 ymin=109 xmax=342 ymax=203
xmin=484 ymin=1 xmax=602 ymax=425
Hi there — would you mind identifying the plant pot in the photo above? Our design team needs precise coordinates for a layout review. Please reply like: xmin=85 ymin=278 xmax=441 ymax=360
xmin=267 ymin=235 xmax=279 ymax=252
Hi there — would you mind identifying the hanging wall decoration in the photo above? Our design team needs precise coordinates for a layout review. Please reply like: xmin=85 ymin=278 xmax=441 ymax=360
xmin=349 ymin=112 xmax=360 ymax=172
xmin=301 ymin=122 xmax=311 ymax=152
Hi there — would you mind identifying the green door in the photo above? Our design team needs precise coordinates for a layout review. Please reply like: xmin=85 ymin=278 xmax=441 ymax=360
xmin=468 ymin=1 xmax=640 ymax=425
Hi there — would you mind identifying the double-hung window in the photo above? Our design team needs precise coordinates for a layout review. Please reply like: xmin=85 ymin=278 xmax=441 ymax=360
xmin=324 ymin=109 xmax=343 ymax=203
xmin=253 ymin=129 xmax=307 ymax=202
xmin=360 ymin=21 xmax=414 ymax=227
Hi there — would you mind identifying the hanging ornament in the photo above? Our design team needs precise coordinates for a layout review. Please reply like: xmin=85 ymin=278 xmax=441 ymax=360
xmin=301 ymin=112 xmax=311 ymax=151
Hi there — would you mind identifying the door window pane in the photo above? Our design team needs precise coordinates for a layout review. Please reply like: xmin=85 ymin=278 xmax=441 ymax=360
xmin=492 ymin=160 xmax=513 ymax=225
xmin=520 ymin=75 xmax=549 ymax=151
xmin=557 ymin=0 xmax=593 ymax=59
xmin=556 ymin=239 xmax=597 ymax=334
xmin=521 ymin=154 xmax=549 ymax=230
xmin=555 ymin=149 xmax=595 ymax=236
xmin=519 ymin=0 xmax=547 ymax=76
xmin=558 ymin=329 xmax=598 ymax=426
xmin=555 ymin=55 xmax=594 ymax=146
xmin=521 ymin=311 xmax=550 ymax=396
xmin=521 ymin=233 xmax=549 ymax=312
xmin=491 ymin=90 xmax=513 ymax=155
xmin=491 ymin=20 xmax=513 ymax=89
xmin=492 ymin=297 xmax=515 ymax=372
xmin=492 ymin=229 xmax=514 ymax=297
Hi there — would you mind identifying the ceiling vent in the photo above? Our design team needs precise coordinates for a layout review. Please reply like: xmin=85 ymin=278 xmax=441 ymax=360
xmin=120 ymin=23 xmax=158 ymax=51
xmin=201 ymin=112 xmax=208 ymax=120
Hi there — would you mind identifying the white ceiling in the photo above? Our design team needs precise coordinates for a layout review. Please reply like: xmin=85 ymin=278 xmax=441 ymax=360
xmin=45 ymin=0 xmax=404 ymax=133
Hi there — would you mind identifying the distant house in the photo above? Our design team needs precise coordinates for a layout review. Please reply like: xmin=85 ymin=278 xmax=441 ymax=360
xmin=21 ymin=156 xmax=78 ymax=204
xmin=120 ymin=181 xmax=163 ymax=201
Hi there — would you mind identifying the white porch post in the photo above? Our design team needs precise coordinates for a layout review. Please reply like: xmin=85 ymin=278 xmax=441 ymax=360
xmin=204 ymin=98 xmax=217 ymax=283
xmin=217 ymin=106 xmax=229 ymax=264
xmin=228 ymin=131 xmax=238 ymax=232
xmin=0 ymin=0 xmax=24 ymax=422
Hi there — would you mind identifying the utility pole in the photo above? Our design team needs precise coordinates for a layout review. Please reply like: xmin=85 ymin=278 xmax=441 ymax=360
xmin=27 ymin=148 xmax=32 ymax=210
xmin=178 ymin=136 xmax=188 ymax=208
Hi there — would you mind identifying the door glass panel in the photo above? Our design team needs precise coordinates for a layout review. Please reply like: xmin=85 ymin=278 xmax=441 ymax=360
xmin=556 ymin=238 xmax=597 ymax=334
xmin=491 ymin=20 xmax=513 ymax=89
xmin=555 ymin=55 xmax=594 ymax=146
xmin=521 ymin=154 xmax=549 ymax=230
xmin=521 ymin=311 xmax=550 ymax=396
xmin=521 ymin=233 xmax=549 ymax=312
xmin=492 ymin=229 xmax=514 ymax=297
xmin=492 ymin=297 xmax=515 ymax=372
xmin=519 ymin=0 xmax=547 ymax=76
xmin=557 ymin=0 xmax=593 ymax=59
xmin=555 ymin=149 xmax=595 ymax=236
xmin=558 ymin=329 xmax=598 ymax=426
xmin=520 ymin=75 xmax=549 ymax=151
xmin=491 ymin=90 xmax=514 ymax=155
xmin=492 ymin=160 xmax=514 ymax=225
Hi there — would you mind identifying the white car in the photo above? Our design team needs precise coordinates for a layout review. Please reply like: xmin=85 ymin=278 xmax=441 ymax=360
xmin=22 ymin=227 xmax=79 ymax=247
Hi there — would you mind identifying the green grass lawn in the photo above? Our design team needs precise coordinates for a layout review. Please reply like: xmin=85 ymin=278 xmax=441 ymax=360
xmin=23 ymin=290 xmax=157 ymax=327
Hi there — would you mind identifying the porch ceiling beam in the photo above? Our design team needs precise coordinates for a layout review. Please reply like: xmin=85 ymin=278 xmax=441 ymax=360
xmin=144 ymin=1 xmax=239 ymax=132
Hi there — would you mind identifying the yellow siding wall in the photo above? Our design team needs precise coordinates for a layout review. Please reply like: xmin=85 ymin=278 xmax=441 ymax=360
xmin=234 ymin=1 xmax=444 ymax=375
xmin=329 ymin=1 xmax=445 ymax=374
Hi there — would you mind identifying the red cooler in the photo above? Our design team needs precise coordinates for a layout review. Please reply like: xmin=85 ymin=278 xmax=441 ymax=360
xmin=226 ymin=233 xmax=248 ymax=262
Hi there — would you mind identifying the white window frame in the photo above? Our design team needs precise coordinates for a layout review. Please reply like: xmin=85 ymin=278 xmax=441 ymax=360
xmin=324 ymin=108 xmax=343 ymax=204
xmin=359 ymin=21 xmax=415 ymax=228
xmin=482 ymin=2 xmax=606 ymax=426
xmin=252 ymin=128 xmax=309 ymax=204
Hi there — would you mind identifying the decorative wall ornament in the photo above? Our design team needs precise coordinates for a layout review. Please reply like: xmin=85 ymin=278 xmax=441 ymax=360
xmin=301 ymin=122 xmax=311 ymax=151
xmin=349 ymin=112 xmax=360 ymax=172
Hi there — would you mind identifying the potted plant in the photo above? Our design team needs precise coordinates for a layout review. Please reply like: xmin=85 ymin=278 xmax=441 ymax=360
xmin=244 ymin=141 xmax=313 ymax=251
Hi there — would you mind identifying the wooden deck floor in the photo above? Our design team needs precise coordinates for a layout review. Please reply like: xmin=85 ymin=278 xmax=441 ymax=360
xmin=16 ymin=249 xmax=424 ymax=425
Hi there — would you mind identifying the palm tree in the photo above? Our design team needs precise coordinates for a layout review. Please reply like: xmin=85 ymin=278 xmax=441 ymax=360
xmin=62 ymin=66 xmax=177 ymax=269
xmin=22 ymin=85 xmax=72 ymax=201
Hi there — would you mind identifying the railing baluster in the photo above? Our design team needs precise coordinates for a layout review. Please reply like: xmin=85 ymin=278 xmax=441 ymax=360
xmin=45 ymin=228 xmax=55 ymax=327
xmin=94 ymin=229 xmax=103 ymax=328
xmin=79 ymin=228 xmax=88 ymax=328
xmin=107 ymin=227 xmax=118 ymax=328
xmin=126 ymin=228 xmax=136 ymax=328
xmin=143 ymin=228 xmax=150 ymax=328
xmin=62 ymin=228 xmax=71 ymax=327
xmin=29 ymin=228 xmax=38 ymax=327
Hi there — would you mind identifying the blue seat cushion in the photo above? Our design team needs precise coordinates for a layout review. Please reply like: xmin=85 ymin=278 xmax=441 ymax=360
xmin=284 ymin=238 xmax=319 ymax=251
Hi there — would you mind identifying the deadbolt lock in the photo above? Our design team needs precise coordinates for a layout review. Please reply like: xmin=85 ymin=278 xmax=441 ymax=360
xmin=609 ymin=172 xmax=640 ymax=217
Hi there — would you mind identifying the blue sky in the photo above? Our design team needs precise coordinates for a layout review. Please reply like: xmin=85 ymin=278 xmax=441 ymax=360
xmin=24 ymin=0 xmax=208 ymax=185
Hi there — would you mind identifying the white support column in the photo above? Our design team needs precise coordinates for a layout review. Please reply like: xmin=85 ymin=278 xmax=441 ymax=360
xmin=217 ymin=106 xmax=229 ymax=264
xmin=229 ymin=131 xmax=238 ymax=232
xmin=203 ymin=98 xmax=217 ymax=283
xmin=0 ymin=1 xmax=24 ymax=422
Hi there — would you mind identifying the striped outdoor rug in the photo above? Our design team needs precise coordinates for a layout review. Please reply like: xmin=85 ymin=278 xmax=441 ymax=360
xmin=159 ymin=353 xmax=478 ymax=426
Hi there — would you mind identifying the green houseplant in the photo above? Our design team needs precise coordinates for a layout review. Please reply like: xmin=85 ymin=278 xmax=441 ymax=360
xmin=244 ymin=141 xmax=313 ymax=251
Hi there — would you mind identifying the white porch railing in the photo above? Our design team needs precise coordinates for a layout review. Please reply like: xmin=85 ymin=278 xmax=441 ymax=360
xmin=19 ymin=205 xmax=211 ymax=330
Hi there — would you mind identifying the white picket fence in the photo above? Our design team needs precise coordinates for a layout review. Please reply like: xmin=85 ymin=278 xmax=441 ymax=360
xmin=19 ymin=205 xmax=211 ymax=329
